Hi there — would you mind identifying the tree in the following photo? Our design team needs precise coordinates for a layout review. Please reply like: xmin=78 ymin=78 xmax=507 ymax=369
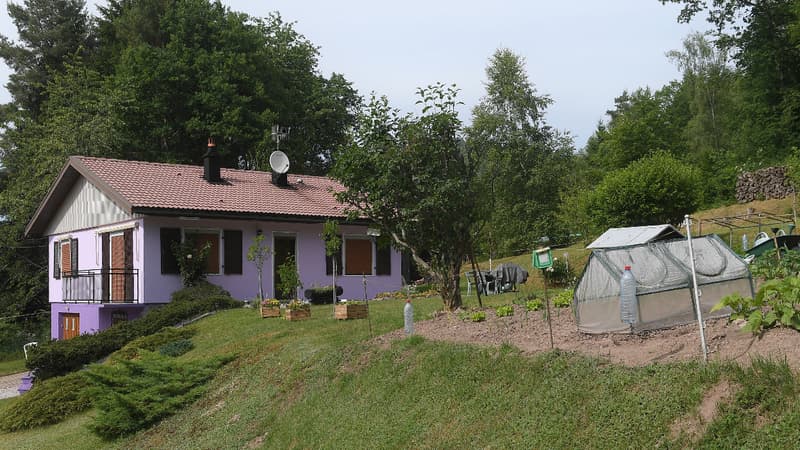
xmin=467 ymin=48 xmax=574 ymax=255
xmin=584 ymin=151 xmax=703 ymax=229
xmin=246 ymin=233 xmax=271 ymax=302
xmin=321 ymin=220 xmax=342 ymax=309
xmin=333 ymin=84 xmax=478 ymax=310
xmin=0 ymin=0 xmax=95 ymax=119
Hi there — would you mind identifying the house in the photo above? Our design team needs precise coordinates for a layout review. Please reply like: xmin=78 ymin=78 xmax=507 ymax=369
xmin=25 ymin=142 xmax=403 ymax=340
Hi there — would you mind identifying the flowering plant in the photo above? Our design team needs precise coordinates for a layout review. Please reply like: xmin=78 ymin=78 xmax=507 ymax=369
xmin=286 ymin=300 xmax=310 ymax=311
xmin=261 ymin=299 xmax=280 ymax=307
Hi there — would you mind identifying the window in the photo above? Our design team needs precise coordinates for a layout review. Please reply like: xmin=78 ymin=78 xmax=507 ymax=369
xmin=58 ymin=238 xmax=78 ymax=277
xmin=184 ymin=230 xmax=221 ymax=274
xmin=160 ymin=227 xmax=242 ymax=275
xmin=344 ymin=238 xmax=373 ymax=276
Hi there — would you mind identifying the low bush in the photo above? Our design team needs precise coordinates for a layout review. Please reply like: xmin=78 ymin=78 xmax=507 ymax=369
xmin=0 ymin=371 xmax=92 ymax=432
xmin=544 ymin=258 xmax=576 ymax=287
xmin=115 ymin=328 xmax=195 ymax=360
xmin=496 ymin=305 xmax=514 ymax=317
xmin=27 ymin=287 xmax=240 ymax=380
xmin=84 ymin=350 xmax=231 ymax=439
xmin=159 ymin=339 xmax=194 ymax=357
xmin=459 ymin=310 xmax=486 ymax=322
xmin=169 ymin=281 xmax=231 ymax=302
xmin=713 ymin=277 xmax=800 ymax=334
xmin=303 ymin=285 xmax=343 ymax=304
xmin=750 ymin=249 xmax=800 ymax=280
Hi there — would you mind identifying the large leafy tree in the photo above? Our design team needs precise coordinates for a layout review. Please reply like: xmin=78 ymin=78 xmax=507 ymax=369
xmin=467 ymin=49 xmax=574 ymax=255
xmin=333 ymin=84 xmax=478 ymax=310
xmin=0 ymin=0 xmax=95 ymax=120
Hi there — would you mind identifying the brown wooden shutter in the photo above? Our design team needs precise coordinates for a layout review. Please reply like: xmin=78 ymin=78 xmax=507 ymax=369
xmin=160 ymin=228 xmax=181 ymax=274
xmin=223 ymin=230 xmax=242 ymax=274
xmin=53 ymin=241 xmax=60 ymax=279
xmin=70 ymin=238 xmax=78 ymax=277
xmin=376 ymin=241 xmax=391 ymax=276
xmin=345 ymin=239 xmax=372 ymax=275
xmin=124 ymin=229 xmax=134 ymax=299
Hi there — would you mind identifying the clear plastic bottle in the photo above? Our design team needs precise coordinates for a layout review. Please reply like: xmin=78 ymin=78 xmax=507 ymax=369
xmin=404 ymin=299 xmax=414 ymax=335
xmin=619 ymin=265 xmax=639 ymax=326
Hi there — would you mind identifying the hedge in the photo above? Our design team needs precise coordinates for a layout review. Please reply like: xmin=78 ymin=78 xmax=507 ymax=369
xmin=27 ymin=283 xmax=240 ymax=380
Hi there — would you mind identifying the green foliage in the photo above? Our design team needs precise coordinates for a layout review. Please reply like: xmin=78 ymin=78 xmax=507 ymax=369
xmin=84 ymin=350 xmax=230 ymax=439
xmin=0 ymin=371 xmax=92 ymax=432
xmin=26 ymin=292 xmax=239 ymax=379
xmin=713 ymin=277 xmax=800 ymax=334
xmin=552 ymin=289 xmax=574 ymax=308
xmin=525 ymin=298 xmax=543 ymax=311
xmin=467 ymin=48 xmax=575 ymax=254
xmin=459 ymin=310 xmax=486 ymax=322
xmin=543 ymin=257 xmax=575 ymax=287
xmin=171 ymin=239 xmax=211 ymax=287
xmin=247 ymin=233 xmax=271 ymax=301
xmin=333 ymin=84 xmax=476 ymax=310
xmin=750 ymin=249 xmax=800 ymax=280
xmin=322 ymin=220 xmax=342 ymax=257
xmin=585 ymin=151 xmax=702 ymax=228
xmin=169 ymin=280 xmax=231 ymax=302
xmin=159 ymin=339 xmax=194 ymax=357
xmin=115 ymin=327 xmax=196 ymax=360
xmin=495 ymin=305 xmax=514 ymax=317
xmin=305 ymin=285 xmax=342 ymax=304
xmin=276 ymin=255 xmax=302 ymax=300
xmin=286 ymin=300 xmax=310 ymax=311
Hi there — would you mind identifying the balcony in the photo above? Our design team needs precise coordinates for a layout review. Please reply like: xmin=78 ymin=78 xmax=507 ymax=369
xmin=61 ymin=269 xmax=139 ymax=303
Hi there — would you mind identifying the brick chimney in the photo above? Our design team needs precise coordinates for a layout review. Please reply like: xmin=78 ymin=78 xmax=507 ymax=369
xmin=203 ymin=137 xmax=221 ymax=182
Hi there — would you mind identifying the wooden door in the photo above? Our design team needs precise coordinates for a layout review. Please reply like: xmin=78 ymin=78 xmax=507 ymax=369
xmin=62 ymin=313 xmax=80 ymax=340
xmin=110 ymin=233 xmax=126 ymax=302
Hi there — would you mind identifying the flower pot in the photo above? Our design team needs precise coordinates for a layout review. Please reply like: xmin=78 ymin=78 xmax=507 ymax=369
xmin=335 ymin=303 xmax=368 ymax=320
xmin=260 ymin=305 xmax=281 ymax=318
xmin=285 ymin=308 xmax=311 ymax=321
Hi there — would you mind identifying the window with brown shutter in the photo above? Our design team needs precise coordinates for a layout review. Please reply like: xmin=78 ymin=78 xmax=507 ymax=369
xmin=61 ymin=241 xmax=72 ymax=277
xmin=184 ymin=230 xmax=220 ymax=274
xmin=345 ymin=238 xmax=373 ymax=275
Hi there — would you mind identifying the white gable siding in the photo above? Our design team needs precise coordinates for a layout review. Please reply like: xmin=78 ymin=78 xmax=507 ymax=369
xmin=44 ymin=177 xmax=132 ymax=235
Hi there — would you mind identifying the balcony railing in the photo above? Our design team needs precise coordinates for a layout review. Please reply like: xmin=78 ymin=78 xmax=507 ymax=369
xmin=61 ymin=269 xmax=139 ymax=303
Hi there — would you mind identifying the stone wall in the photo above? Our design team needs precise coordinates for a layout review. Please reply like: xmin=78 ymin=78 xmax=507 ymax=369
xmin=736 ymin=166 xmax=794 ymax=203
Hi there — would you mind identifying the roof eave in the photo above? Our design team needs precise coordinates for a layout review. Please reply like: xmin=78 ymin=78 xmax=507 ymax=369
xmin=131 ymin=207 xmax=372 ymax=225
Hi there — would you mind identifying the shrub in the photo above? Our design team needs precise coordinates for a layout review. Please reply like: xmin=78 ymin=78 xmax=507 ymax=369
xmin=544 ymin=258 xmax=576 ymax=287
xmin=553 ymin=289 xmax=573 ymax=308
xmin=159 ymin=339 xmax=194 ymax=357
xmin=0 ymin=371 xmax=92 ymax=432
xmin=115 ymin=328 xmax=196 ymax=360
xmin=27 ymin=290 xmax=239 ymax=380
xmin=171 ymin=239 xmax=211 ymax=287
xmin=303 ymin=285 xmax=343 ymax=304
xmin=459 ymin=310 xmax=486 ymax=322
xmin=84 ymin=350 xmax=231 ymax=439
xmin=496 ymin=305 xmax=514 ymax=317
xmin=170 ymin=281 xmax=231 ymax=302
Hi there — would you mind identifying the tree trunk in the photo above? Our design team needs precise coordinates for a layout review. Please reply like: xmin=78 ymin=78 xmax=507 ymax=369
xmin=439 ymin=263 xmax=462 ymax=310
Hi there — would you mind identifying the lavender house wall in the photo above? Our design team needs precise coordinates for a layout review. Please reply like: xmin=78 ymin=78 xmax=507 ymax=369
xmin=141 ymin=216 xmax=402 ymax=302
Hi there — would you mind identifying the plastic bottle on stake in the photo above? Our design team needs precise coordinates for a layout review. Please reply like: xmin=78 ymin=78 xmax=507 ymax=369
xmin=404 ymin=299 xmax=414 ymax=335
xmin=619 ymin=265 xmax=639 ymax=327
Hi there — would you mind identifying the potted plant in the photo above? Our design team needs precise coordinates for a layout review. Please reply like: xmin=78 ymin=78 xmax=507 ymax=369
xmin=334 ymin=300 xmax=368 ymax=320
xmin=285 ymin=299 xmax=311 ymax=321
xmin=260 ymin=299 xmax=281 ymax=318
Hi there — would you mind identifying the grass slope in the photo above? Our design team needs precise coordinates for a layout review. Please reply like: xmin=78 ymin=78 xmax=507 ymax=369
xmin=4 ymin=296 xmax=800 ymax=449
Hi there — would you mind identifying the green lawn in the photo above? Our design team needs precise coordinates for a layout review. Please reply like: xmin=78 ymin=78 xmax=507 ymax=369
xmin=0 ymin=358 xmax=26 ymax=376
xmin=2 ymin=297 xmax=800 ymax=449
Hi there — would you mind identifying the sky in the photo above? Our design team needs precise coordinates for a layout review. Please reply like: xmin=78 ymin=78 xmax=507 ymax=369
xmin=0 ymin=0 xmax=711 ymax=149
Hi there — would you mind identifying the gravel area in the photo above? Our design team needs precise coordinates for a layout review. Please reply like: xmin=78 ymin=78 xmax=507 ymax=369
xmin=0 ymin=372 xmax=24 ymax=400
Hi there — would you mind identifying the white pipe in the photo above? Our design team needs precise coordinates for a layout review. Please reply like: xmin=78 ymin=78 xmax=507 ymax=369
xmin=685 ymin=214 xmax=709 ymax=363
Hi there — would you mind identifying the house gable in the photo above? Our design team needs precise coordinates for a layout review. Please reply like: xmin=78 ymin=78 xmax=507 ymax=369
xmin=44 ymin=176 xmax=132 ymax=235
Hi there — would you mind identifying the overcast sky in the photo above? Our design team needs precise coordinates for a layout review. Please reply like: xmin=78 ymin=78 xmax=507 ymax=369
xmin=0 ymin=0 xmax=710 ymax=149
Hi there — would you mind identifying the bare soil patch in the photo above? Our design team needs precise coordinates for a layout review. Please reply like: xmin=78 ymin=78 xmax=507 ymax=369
xmin=380 ymin=305 xmax=800 ymax=369
xmin=669 ymin=379 xmax=738 ymax=442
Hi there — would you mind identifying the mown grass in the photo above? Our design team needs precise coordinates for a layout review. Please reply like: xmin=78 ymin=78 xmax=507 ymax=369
xmin=0 ymin=358 xmax=26 ymax=376
xmin=3 ymin=297 xmax=800 ymax=449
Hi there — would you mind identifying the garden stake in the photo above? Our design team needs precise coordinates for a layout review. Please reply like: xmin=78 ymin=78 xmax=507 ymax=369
xmin=363 ymin=273 xmax=373 ymax=337
xmin=542 ymin=268 xmax=554 ymax=349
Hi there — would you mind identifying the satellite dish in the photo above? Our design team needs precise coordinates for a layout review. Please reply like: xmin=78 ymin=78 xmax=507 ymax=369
xmin=269 ymin=151 xmax=290 ymax=174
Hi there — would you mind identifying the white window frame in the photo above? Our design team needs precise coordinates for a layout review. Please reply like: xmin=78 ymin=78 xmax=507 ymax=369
xmin=182 ymin=228 xmax=223 ymax=275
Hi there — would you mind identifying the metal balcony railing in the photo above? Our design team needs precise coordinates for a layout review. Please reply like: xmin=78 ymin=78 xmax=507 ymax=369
xmin=61 ymin=269 xmax=139 ymax=303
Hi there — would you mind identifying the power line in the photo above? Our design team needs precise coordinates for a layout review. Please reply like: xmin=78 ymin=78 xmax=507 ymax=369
xmin=0 ymin=310 xmax=49 ymax=322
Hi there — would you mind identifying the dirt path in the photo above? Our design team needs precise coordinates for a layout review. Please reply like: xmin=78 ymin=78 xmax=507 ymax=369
xmin=379 ymin=305 xmax=800 ymax=369
xmin=0 ymin=372 xmax=24 ymax=400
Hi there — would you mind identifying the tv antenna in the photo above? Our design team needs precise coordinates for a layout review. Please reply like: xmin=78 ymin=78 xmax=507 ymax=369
xmin=271 ymin=125 xmax=291 ymax=151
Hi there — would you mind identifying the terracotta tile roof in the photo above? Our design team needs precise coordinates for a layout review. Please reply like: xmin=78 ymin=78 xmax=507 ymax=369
xmin=74 ymin=156 xmax=348 ymax=218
